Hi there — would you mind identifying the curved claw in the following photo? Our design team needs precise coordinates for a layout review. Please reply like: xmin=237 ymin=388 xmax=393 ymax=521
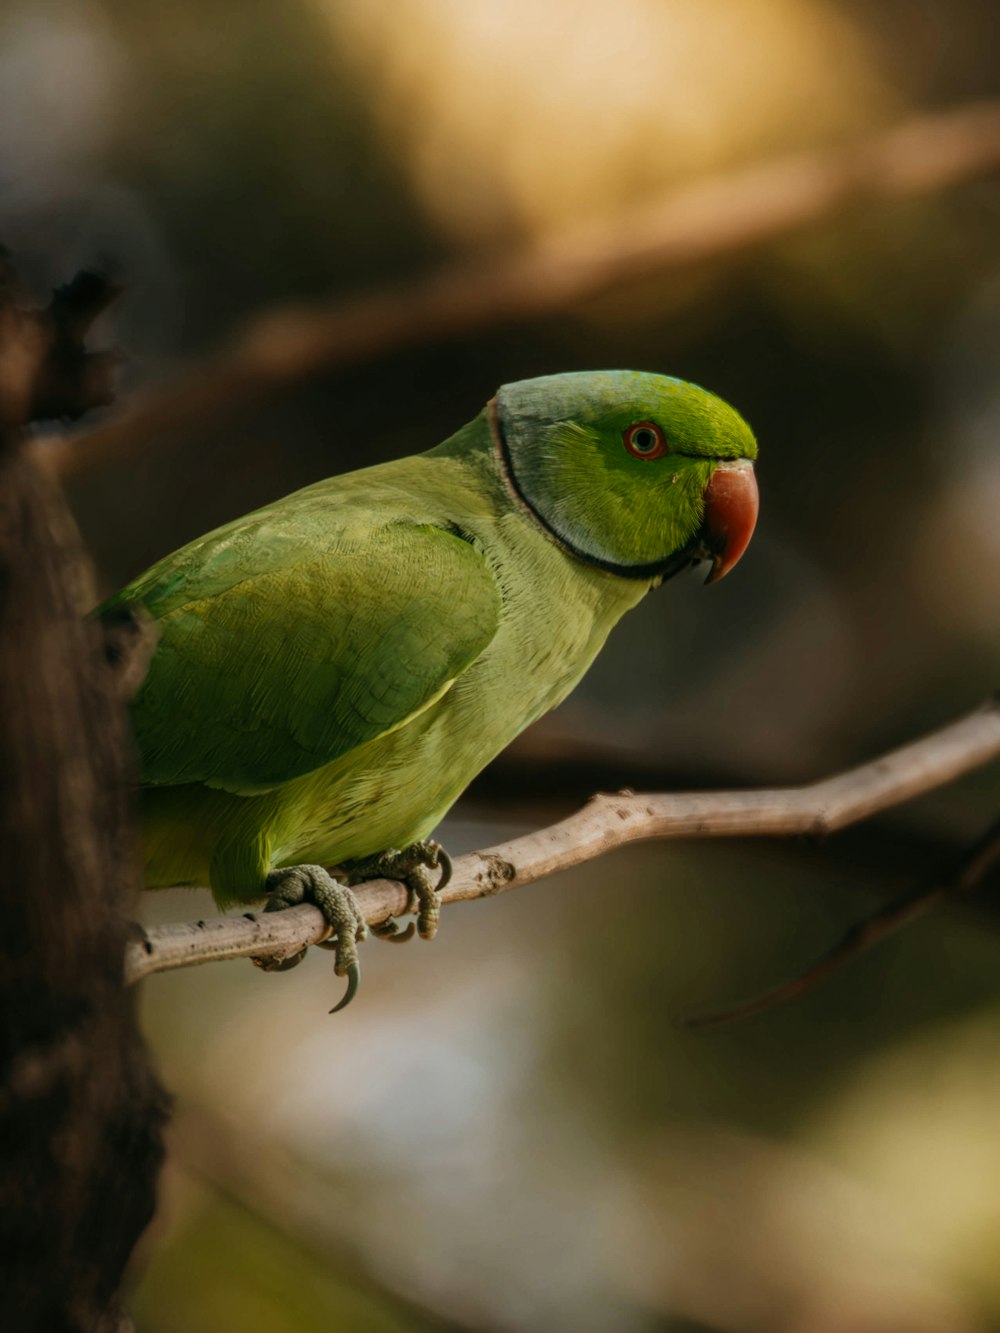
xmin=435 ymin=845 xmax=453 ymax=893
xmin=329 ymin=960 xmax=360 ymax=1015
xmin=373 ymin=919 xmax=417 ymax=943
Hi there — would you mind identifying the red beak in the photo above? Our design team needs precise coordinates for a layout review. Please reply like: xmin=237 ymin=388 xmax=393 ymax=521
xmin=702 ymin=460 xmax=759 ymax=584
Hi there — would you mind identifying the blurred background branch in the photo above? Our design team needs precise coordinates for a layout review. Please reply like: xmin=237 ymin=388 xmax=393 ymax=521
xmin=34 ymin=98 xmax=1000 ymax=484
xmin=686 ymin=810 xmax=1000 ymax=1028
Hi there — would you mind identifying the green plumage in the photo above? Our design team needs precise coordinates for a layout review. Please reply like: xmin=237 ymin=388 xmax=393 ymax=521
xmin=105 ymin=371 xmax=756 ymax=909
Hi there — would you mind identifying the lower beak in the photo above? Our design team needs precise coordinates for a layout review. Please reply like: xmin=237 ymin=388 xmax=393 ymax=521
xmin=702 ymin=459 xmax=759 ymax=584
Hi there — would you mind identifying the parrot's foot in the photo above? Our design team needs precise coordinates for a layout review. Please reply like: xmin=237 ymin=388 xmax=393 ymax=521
xmin=345 ymin=839 xmax=452 ymax=944
xmin=257 ymin=864 xmax=368 ymax=1014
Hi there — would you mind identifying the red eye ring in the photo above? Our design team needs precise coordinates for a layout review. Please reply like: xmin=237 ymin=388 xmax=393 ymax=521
xmin=623 ymin=421 xmax=668 ymax=460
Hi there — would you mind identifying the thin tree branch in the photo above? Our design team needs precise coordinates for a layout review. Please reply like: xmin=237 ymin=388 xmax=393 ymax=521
xmin=39 ymin=99 xmax=1000 ymax=482
xmin=125 ymin=696 xmax=1000 ymax=986
xmin=682 ymin=811 xmax=1000 ymax=1029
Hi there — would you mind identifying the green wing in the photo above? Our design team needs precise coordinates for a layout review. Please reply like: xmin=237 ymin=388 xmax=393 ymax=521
xmin=116 ymin=521 xmax=501 ymax=795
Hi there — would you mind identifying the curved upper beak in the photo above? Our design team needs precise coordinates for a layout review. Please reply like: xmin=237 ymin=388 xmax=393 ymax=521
xmin=702 ymin=459 xmax=759 ymax=585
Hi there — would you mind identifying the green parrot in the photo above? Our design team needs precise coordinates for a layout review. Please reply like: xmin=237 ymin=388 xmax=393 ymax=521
xmin=104 ymin=370 xmax=758 ymax=1008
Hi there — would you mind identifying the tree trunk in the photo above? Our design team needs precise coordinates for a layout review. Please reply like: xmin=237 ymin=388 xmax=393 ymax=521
xmin=0 ymin=266 xmax=168 ymax=1331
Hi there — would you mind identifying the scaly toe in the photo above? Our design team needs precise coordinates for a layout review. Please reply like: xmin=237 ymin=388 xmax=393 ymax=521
xmin=262 ymin=864 xmax=368 ymax=1012
xmin=253 ymin=947 xmax=308 ymax=973
xmin=344 ymin=840 xmax=450 ymax=945
xmin=411 ymin=864 xmax=442 ymax=941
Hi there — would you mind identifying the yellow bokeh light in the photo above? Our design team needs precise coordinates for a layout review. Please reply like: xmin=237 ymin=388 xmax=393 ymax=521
xmin=314 ymin=0 xmax=895 ymax=241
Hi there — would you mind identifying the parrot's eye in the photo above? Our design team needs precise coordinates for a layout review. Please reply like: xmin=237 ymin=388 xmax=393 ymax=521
xmin=623 ymin=421 xmax=668 ymax=460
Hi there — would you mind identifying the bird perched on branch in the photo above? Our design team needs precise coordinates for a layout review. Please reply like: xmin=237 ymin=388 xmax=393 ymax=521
xmin=103 ymin=370 xmax=758 ymax=1009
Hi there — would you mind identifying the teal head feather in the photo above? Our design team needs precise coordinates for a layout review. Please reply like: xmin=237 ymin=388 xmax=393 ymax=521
xmin=491 ymin=369 xmax=757 ymax=578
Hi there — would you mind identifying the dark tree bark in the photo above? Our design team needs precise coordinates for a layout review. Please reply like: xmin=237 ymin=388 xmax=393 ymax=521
xmin=0 ymin=260 xmax=168 ymax=1332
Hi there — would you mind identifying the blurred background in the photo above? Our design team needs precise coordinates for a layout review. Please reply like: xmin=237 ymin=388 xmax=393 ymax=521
xmin=5 ymin=0 xmax=1000 ymax=1328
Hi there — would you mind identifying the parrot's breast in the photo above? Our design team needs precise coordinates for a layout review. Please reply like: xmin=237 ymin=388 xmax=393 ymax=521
xmin=266 ymin=511 xmax=648 ymax=870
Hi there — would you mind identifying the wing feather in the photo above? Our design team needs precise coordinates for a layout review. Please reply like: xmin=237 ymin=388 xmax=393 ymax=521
xmin=112 ymin=521 xmax=500 ymax=794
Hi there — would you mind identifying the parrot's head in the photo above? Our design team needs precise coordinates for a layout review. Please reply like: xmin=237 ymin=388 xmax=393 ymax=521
xmin=490 ymin=369 xmax=758 ymax=583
